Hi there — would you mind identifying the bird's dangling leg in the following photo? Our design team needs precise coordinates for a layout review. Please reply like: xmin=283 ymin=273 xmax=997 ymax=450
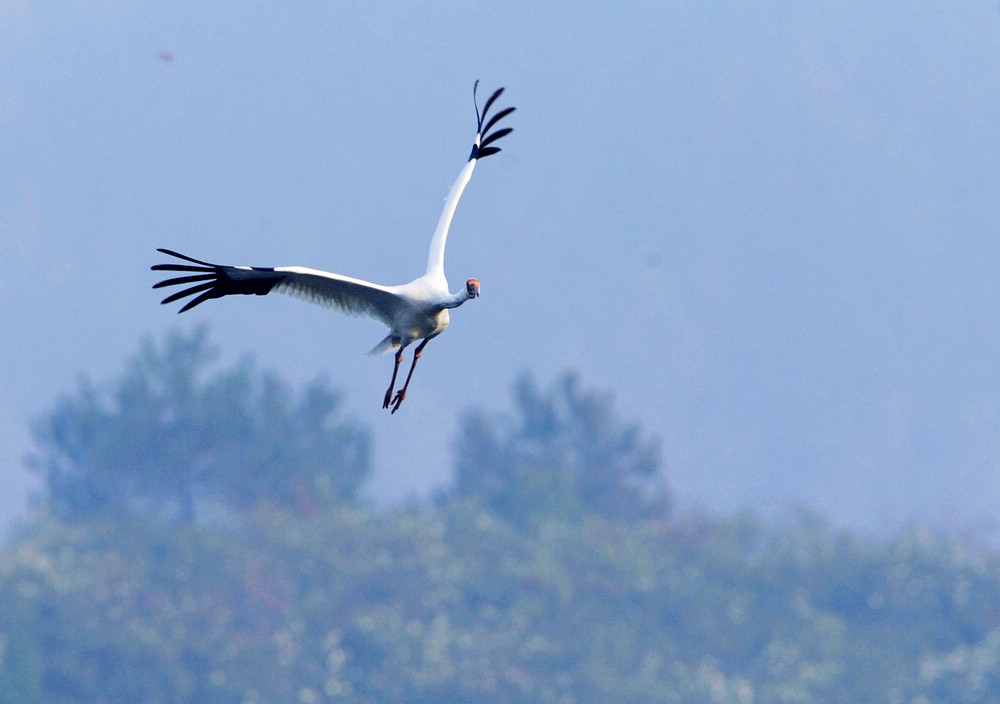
xmin=383 ymin=348 xmax=404 ymax=409
xmin=391 ymin=338 xmax=429 ymax=414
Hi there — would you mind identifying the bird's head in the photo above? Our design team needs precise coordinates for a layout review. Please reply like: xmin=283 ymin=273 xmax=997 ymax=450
xmin=466 ymin=278 xmax=481 ymax=299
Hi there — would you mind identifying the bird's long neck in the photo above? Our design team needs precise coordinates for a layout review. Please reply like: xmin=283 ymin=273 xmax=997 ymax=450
xmin=441 ymin=287 xmax=474 ymax=309
xmin=426 ymin=158 xmax=477 ymax=278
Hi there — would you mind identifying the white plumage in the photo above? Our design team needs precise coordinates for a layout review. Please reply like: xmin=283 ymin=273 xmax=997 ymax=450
xmin=152 ymin=82 xmax=515 ymax=413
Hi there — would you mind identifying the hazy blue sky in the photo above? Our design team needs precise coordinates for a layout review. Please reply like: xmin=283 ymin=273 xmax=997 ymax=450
xmin=3 ymin=3 xmax=1000 ymax=535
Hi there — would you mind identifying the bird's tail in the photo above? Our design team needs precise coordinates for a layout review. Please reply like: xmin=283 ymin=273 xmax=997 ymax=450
xmin=367 ymin=335 xmax=399 ymax=356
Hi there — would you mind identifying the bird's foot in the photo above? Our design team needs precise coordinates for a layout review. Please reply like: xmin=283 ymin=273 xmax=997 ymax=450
xmin=390 ymin=390 xmax=406 ymax=414
xmin=382 ymin=388 xmax=394 ymax=409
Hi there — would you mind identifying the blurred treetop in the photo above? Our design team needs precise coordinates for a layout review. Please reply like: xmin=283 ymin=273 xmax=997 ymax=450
xmin=451 ymin=371 xmax=668 ymax=525
xmin=27 ymin=327 xmax=370 ymax=523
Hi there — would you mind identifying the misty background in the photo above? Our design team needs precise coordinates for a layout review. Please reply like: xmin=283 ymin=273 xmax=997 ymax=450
xmin=3 ymin=3 xmax=1000 ymax=536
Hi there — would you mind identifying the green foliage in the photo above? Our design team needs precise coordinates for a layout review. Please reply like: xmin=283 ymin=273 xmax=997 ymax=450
xmin=450 ymin=371 xmax=668 ymax=524
xmin=28 ymin=328 xmax=370 ymax=522
xmin=12 ymin=346 xmax=1000 ymax=702
xmin=2 ymin=508 xmax=1000 ymax=703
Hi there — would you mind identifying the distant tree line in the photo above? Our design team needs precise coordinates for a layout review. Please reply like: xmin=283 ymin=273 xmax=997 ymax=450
xmin=1 ymin=328 xmax=999 ymax=703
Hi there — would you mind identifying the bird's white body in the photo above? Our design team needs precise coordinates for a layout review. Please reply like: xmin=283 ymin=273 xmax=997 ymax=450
xmin=153 ymin=83 xmax=513 ymax=412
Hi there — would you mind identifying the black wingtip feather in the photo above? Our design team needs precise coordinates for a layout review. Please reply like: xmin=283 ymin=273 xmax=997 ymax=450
xmin=480 ymin=127 xmax=513 ymax=149
xmin=151 ymin=263 xmax=215 ymax=273
xmin=480 ymin=87 xmax=504 ymax=128
xmin=483 ymin=106 xmax=516 ymax=135
xmin=152 ymin=273 xmax=219 ymax=290
xmin=160 ymin=281 xmax=217 ymax=306
xmin=179 ymin=290 xmax=221 ymax=313
xmin=155 ymin=248 xmax=218 ymax=267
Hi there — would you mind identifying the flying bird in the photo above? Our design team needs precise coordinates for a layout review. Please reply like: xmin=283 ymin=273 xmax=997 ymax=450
xmin=152 ymin=82 xmax=514 ymax=413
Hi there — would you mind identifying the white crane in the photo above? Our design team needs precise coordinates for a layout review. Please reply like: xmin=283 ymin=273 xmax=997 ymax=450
xmin=152 ymin=82 xmax=514 ymax=413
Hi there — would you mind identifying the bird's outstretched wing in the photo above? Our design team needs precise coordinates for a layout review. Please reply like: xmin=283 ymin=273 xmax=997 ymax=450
xmin=425 ymin=82 xmax=516 ymax=278
xmin=152 ymin=248 xmax=404 ymax=325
